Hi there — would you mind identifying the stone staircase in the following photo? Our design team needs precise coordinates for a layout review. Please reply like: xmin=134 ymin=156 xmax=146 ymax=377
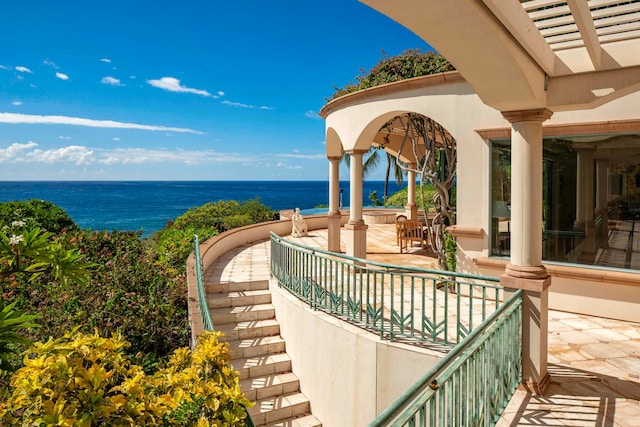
xmin=207 ymin=280 xmax=322 ymax=427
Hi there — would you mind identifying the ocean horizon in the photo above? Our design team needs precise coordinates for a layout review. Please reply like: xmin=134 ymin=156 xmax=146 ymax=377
xmin=1 ymin=180 xmax=403 ymax=238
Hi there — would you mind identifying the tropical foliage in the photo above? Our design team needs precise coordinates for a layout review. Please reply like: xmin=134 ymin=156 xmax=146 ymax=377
xmin=153 ymin=198 xmax=278 ymax=273
xmin=330 ymin=49 xmax=454 ymax=100
xmin=0 ymin=199 xmax=78 ymax=234
xmin=0 ymin=330 xmax=251 ymax=426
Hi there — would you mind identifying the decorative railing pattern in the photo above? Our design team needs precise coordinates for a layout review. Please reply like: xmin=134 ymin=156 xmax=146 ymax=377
xmin=370 ymin=288 xmax=522 ymax=426
xmin=192 ymin=235 xmax=255 ymax=427
xmin=270 ymin=232 xmax=504 ymax=346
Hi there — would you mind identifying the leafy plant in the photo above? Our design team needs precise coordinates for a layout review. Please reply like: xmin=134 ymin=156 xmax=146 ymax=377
xmin=444 ymin=229 xmax=457 ymax=272
xmin=0 ymin=199 xmax=78 ymax=234
xmin=0 ymin=301 xmax=39 ymax=372
xmin=330 ymin=49 xmax=454 ymax=100
xmin=153 ymin=198 xmax=278 ymax=273
xmin=0 ymin=330 xmax=252 ymax=426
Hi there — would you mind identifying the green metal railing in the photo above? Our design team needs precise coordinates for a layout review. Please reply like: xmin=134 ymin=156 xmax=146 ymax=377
xmin=369 ymin=289 xmax=522 ymax=426
xmin=270 ymin=232 xmax=504 ymax=345
xmin=193 ymin=235 xmax=214 ymax=331
xmin=192 ymin=235 xmax=255 ymax=427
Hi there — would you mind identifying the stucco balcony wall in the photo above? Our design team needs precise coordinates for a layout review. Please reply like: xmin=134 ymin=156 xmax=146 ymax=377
xmin=268 ymin=276 xmax=441 ymax=427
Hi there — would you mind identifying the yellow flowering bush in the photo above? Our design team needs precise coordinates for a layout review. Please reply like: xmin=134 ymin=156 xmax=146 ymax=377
xmin=0 ymin=330 xmax=252 ymax=426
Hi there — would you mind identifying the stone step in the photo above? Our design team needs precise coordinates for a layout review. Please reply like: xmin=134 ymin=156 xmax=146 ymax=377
xmin=217 ymin=318 xmax=281 ymax=342
xmin=233 ymin=352 xmax=292 ymax=380
xmin=206 ymin=280 xmax=270 ymax=294
xmin=210 ymin=303 xmax=275 ymax=325
xmin=207 ymin=289 xmax=272 ymax=308
xmin=240 ymin=372 xmax=300 ymax=402
xmin=227 ymin=335 xmax=286 ymax=359
xmin=249 ymin=392 xmax=311 ymax=427
xmin=265 ymin=414 xmax=322 ymax=427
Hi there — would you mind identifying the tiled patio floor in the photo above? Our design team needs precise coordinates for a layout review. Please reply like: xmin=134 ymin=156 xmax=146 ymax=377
xmin=205 ymin=224 xmax=640 ymax=427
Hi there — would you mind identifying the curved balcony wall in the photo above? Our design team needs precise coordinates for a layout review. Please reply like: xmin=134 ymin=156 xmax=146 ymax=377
xmin=187 ymin=215 xmax=444 ymax=426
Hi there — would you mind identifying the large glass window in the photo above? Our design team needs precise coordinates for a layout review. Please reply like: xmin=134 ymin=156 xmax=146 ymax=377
xmin=490 ymin=134 xmax=640 ymax=271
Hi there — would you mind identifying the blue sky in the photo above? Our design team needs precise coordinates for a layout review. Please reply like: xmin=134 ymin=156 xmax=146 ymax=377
xmin=1 ymin=1 xmax=432 ymax=181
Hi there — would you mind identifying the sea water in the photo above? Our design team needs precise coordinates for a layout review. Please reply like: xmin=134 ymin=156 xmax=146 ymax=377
xmin=1 ymin=181 xmax=403 ymax=238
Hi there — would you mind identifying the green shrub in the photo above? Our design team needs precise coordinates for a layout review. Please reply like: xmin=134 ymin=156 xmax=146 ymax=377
xmin=331 ymin=49 xmax=454 ymax=99
xmin=0 ymin=200 xmax=78 ymax=233
xmin=384 ymin=185 xmax=437 ymax=212
xmin=153 ymin=198 xmax=278 ymax=273
xmin=0 ymin=330 xmax=252 ymax=426
xmin=4 ymin=230 xmax=190 ymax=371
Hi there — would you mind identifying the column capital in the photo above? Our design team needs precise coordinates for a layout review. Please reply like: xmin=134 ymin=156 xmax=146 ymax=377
xmin=502 ymin=108 xmax=553 ymax=124
xmin=327 ymin=155 xmax=342 ymax=161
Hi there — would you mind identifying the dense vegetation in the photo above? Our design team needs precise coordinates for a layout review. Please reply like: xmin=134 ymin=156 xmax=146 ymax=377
xmin=0 ymin=198 xmax=277 ymax=424
xmin=1 ymin=330 xmax=251 ymax=426
xmin=330 ymin=49 xmax=454 ymax=100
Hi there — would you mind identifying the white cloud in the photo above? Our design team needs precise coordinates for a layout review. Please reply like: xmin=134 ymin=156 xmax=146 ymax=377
xmin=0 ymin=65 xmax=10 ymax=70
xmin=217 ymin=91 xmax=225 ymax=97
xmin=100 ymin=58 xmax=111 ymax=63
xmin=0 ymin=113 xmax=204 ymax=134
xmin=95 ymin=147 xmax=245 ymax=165
xmin=58 ymin=136 xmax=71 ymax=140
xmin=43 ymin=59 xmax=58 ymax=68
xmin=146 ymin=77 xmax=218 ymax=98
xmin=11 ymin=101 xmax=22 ymax=106
xmin=56 ymin=72 xmax=69 ymax=80
xmin=0 ymin=141 xmax=38 ymax=161
xmin=101 ymin=76 xmax=123 ymax=86
xmin=26 ymin=145 xmax=95 ymax=165
xmin=15 ymin=66 xmax=32 ymax=73
xmin=277 ymin=153 xmax=325 ymax=159
xmin=113 ymin=137 xmax=120 ymax=141
xmin=222 ymin=100 xmax=274 ymax=110
xmin=305 ymin=110 xmax=321 ymax=119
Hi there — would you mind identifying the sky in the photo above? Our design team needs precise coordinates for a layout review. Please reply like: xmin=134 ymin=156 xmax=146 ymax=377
xmin=1 ymin=1 xmax=433 ymax=181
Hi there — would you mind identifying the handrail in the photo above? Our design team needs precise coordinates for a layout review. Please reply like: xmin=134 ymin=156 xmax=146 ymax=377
xmin=193 ymin=235 xmax=214 ymax=331
xmin=271 ymin=231 xmax=501 ymax=282
xmin=193 ymin=235 xmax=254 ymax=427
xmin=270 ymin=231 xmax=503 ymax=346
xmin=370 ymin=289 xmax=522 ymax=426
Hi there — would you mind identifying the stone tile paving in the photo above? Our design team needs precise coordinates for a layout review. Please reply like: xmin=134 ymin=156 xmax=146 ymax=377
xmin=205 ymin=223 xmax=640 ymax=427
xmin=499 ymin=310 xmax=640 ymax=427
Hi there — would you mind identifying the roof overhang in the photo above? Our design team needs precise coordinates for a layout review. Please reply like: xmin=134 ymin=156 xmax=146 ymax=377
xmin=361 ymin=0 xmax=640 ymax=112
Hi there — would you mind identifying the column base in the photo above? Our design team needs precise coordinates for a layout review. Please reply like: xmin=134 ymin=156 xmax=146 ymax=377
xmin=502 ymin=265 xmax=551 ymax=399
xmin=327 ymin=212 xmax=343 ymax=253
xmin=519 ymin=372 xmax=551 ymax=395
xmin=344 ymin=223 xmax=368 ymax=259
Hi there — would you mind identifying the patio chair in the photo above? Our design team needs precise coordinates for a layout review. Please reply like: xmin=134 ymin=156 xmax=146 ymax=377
xmin=395 ymin=214 xmax=407 ymax=245
xmin=398 ymin=220 xmax=427 ymax=253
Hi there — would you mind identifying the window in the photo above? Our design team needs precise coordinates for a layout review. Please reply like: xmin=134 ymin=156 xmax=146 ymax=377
xmin=490 ymin=134 xmax=640 ymax=271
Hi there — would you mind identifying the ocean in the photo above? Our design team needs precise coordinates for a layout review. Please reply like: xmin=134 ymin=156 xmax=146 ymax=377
xmin=1 ymin=181 xmax=403 ymax=238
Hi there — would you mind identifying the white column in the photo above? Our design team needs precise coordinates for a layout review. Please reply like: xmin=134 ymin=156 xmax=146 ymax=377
xmin=349 ymin=151 xmax=364 ymax=225
xmin=344 ymin=149 xmax=367 ymax=259
xmin=327 ymin=156 xmax=342 ymax=252
xmin=500 ymin=108 xmax=553 ymax=395
xmin=405 ymin=163 xmax=418 ymax=220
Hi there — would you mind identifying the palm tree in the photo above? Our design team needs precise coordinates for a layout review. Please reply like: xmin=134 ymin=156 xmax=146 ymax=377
xmin=341 ymin=146 xmax=382 ymax=179
xmin=383 ymin=152 xmax=405 ymax=202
